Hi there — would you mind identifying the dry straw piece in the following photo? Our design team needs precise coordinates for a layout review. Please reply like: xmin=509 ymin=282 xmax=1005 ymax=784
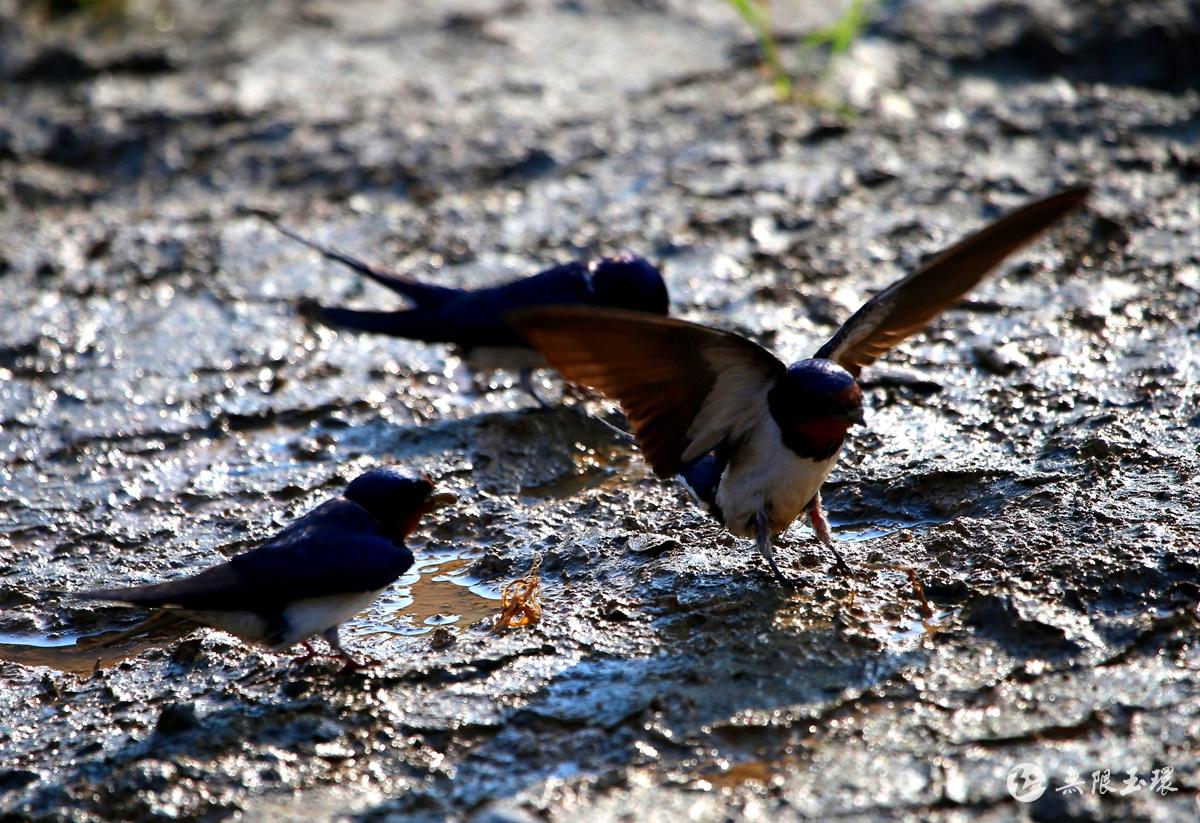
xmin=492 ymin=555 xmax=542 ymax=632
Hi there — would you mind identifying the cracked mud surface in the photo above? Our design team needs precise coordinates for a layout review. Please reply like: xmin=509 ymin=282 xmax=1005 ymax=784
xmin=1 ymin=0 xmax=1199 ymax=820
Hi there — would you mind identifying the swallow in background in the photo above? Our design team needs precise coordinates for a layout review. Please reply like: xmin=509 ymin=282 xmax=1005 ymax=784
xmin=79 ymin=468 xmax=454 ymax=666
xmin=252 ymin=211 xmax=670 ymax=404
xmin=510 ymin=187 xmax=1090 ymax=584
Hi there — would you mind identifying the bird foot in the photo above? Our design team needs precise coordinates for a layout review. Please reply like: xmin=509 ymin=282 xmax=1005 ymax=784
xmin=336 ymin=652 xmax=383 ymax=672
xmin=755 ymin=510 xmax=801 ymax=589
xmin=320 ymin=627 xmax=382 ymax=670
xmin=532 ymin=373 xmax=635 ymax=441
xmin=519 ymin=369 xmax=555 ymax=410
xmin=290 ymin=639 xmax=380 ymax=669
xmin=827 ymin=544 xmax=854 ymax=578
xmin=766 ymin=557 xmax=800 ymax=589
xmin=290 ymin=641 xmax=320 ymax=663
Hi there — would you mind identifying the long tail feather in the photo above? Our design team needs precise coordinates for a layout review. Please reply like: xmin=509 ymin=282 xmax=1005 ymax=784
xmin=253 ymin=210 xmax=460 ymax=307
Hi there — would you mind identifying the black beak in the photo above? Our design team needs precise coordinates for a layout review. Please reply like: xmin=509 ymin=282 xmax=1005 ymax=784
xmin=843 ymin=409 xmax=866 ymax=426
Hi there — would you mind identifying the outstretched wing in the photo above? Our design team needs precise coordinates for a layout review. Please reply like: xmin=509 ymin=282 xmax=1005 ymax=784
xmin=508 ymin=307 xmax=785 ymax=477
xmin=81 ymin=500 xmax=413 ymax=611
xmin=816 ymin=186 xmax=1090 ymax=375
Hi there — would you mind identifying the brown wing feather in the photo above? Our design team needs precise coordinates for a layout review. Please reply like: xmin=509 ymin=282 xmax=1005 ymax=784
xmin=508 ymin=307 xmax=784 ymax=477
xmin=816 ymin=186 xmax=1090 ymax=375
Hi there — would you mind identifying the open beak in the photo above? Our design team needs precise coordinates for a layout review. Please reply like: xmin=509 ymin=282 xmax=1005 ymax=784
xmin=423 ymin=491 xmax=458 ymax=513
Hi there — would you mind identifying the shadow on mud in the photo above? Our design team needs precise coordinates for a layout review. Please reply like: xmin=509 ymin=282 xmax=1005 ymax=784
xmin=363 ymin=575 xmax=948 ymax=817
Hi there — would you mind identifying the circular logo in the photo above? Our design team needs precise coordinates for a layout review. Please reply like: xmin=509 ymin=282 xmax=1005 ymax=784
xmin=1007 ymin=762 xmax=1048 ymax=803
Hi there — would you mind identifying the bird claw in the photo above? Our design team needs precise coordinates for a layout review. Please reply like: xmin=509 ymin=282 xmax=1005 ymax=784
xmin=828 ymin=545 xmax=854 ymax=578
xmin=519 ymin=369 xmax=554 ymax=410
xmin=290 ymin=641 xmax=319 ymax=663
xmin=755 ymin=510 xmax=802 ymax=589
xmin=337 ymin=654 xmax=382 ymax=672
xmin=289 ymin=637 xmax=382 ymax=670
xmin=768 ymin=563 xmax=800 ymax=589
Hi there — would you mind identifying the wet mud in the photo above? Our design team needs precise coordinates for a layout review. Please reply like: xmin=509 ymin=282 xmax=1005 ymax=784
xmin=1 ymin=0 xmax=1199 ymax=820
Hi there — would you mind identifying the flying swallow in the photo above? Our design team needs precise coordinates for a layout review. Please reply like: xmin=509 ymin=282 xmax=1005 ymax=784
xmin=509 ymin=187 xmax=1090 ymax=584
xmin=79 ymin=468 xmax=454 ymax=666
xmin=253 ymin=212 xmax=670 ymax=403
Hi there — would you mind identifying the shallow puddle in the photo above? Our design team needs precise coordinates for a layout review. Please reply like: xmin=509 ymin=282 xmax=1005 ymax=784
xmin=692 ymin=759 xmax=778 ymax=791
xmin=351 ymin=547 xmax=503 ymax=639
xmin=829 ymin=515 xmax=943 ymax=543
xmin=0 ymin=621 xmax=192 ymax=674
xmin=887 ymin=609 xmax=955 ymax=644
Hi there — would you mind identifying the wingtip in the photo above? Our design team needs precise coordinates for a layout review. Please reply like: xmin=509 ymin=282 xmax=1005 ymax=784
xmin=1056 ymin=183 xmax=1092 ymax=206
xmin=504 ymin=306 xmax=577 ymax=358
xmin=1032 ymin=184 xmax=1091 ymax=218
xmin=1012 ymin=183 xmax=1093 ymax=233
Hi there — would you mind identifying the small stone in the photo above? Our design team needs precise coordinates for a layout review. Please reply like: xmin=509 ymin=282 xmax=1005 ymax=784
xmin=0 ymin=769 xmax=38 ymax=792
xmin=601 ymin=599 xmax=634 ymax=621
xmin=170 ymin=638 xmax=203 ymax=665
xmin=429 ymin=627 xmax=456 ymax=649
xmin=154 ymin=703 xmax=199 ymax=735
xmin=972 ymin=343 xmax=1026 ymax=376
xmin=628 ymin=534 xmax=680 ymax=557
xmin=281 ymin=678 xmax=309 ymax=698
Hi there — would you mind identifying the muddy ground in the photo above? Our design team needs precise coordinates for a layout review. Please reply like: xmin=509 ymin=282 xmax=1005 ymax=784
xmin=1 ymin=0 xmax=1198 ymax=820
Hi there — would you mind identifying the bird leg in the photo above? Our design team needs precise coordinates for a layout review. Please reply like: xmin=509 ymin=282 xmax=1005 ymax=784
xmin=322 ymin=626 xmax=380 ymax=670
xmin=519 ymin=369 xmax=554 ymax=409
xmin=756 ymin=509 xmax=795 ymax=587
xmin=806 ymin=494 xmax=933 ymax=618
xmin=290 ymin=640 xmax=319 ymax=663
xmin=806 ymin=493 xmax=853 ymax=577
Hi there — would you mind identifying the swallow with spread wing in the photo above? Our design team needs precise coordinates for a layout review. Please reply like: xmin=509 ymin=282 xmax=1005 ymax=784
xmin=79 ymin=468 xmax=454 ymax=666
xmin=509 ymin=187 xmax=1089 ymax=584
xmin=253 ymin=211 xmax=669 ymax=404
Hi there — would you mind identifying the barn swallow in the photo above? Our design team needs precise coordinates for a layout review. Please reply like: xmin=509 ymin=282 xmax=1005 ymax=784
xmin=509 ymin=187 xmax=1090 ymax=584
xmin=79 ymin=468 xmax=454 ymax=666
xmin=253 ymin=212 xmax=669 ymax=403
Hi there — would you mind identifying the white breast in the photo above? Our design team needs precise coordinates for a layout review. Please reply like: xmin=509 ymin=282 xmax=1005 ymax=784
xmin=272 ymin=588 xmax=388 ymax=650
xmin=177 ymin=609 xmax=271 ymax=645
xmin=715 ymin=415 xmax=840 ymax=538
xmin=177 ymin=588 xmax=385 ymax=650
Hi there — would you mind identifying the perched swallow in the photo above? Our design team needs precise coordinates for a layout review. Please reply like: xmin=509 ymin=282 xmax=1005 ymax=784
xmin=79 ymin=468 xmax=454 ymax=665
xmin=254 ymin=212 xmax=669 ymax=402
xmin=510 ymin=187 xmax=1090 ymax=584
